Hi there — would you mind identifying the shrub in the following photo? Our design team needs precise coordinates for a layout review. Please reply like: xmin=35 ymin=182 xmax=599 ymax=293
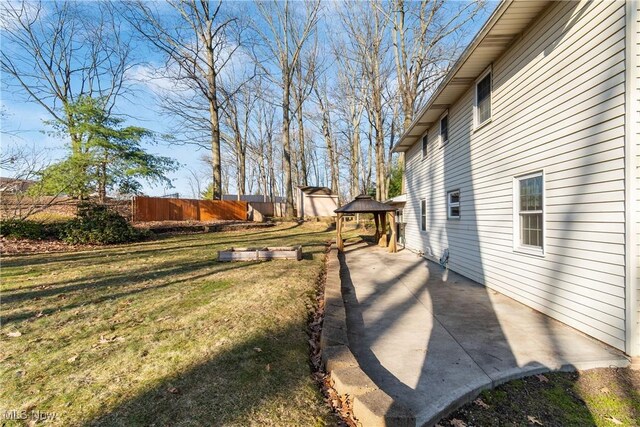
xmin=0 ymin=219 xmax=64 ymax=240
xmin=60 ymin=203 xmax=147 ymax=244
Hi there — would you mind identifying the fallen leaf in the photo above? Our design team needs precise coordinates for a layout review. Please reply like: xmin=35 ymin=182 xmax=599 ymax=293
xmin=450 ymin=419 xmax=467 ymax=427
xmin=527 ymin=415 xmax=543 ymax=425
xmin=253 ymin=347 xmax=262 ymax=353
xmin=7 ymin=331 xmax=22 ymax=337
xmin=473 ymin=398 xmax=490 ymax=409
xmin=605 ymin=416 xmax=623 ymax=425
xmin=167 ymin=387 xmax=180 ymax=394
xmin=535 ymin=374 xmax=549 ymax=383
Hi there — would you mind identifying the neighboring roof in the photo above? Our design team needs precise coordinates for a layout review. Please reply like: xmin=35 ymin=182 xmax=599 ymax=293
xmin=335 ymin=195 xmax=396 ymax=214
xmin=298 ymin=186 xmax=334 ymax=196
xmin=384 ymin=194 xmax=407 ymax=205
xmin=392 ymin=0 xmax=550 ymax=153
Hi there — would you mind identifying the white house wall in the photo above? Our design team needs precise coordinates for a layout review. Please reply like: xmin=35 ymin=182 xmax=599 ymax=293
xmin=634 ymin=1 xmax=640 ymax=356
xmin=404 ymin=0 xmax=629 ymax=351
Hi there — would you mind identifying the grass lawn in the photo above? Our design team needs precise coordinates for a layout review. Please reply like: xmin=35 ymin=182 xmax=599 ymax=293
xmin=1 ymin=222 xmax=348 ymax=426
xmin=440 ymin=369 xmax=640 ymax=427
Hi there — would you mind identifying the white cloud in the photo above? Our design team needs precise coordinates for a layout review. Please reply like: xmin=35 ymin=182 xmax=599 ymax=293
xmin=0 ymin=1 xmax=43 ymax=31
xmin=126 ymin=64 xmax=178 ymax=95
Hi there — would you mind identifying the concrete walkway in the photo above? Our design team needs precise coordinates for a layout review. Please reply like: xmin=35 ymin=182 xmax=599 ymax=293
xmin=340 ymin=241 xmax=629 ymax=426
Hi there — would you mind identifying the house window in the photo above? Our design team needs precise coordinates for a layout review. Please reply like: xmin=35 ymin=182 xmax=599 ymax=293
xmin=440 ymin=115 xmax=449 ymax=145
xmin=515 ymin=172 xmax=544 ymax=251
xmin=447 ymin=190 xmax=460 ymax=219
xmin=421 ymin=135 xmax=428 ymax=159
xmin=475 ymin=70 xmax=492 ymax=127
xmin=420 ymin=199 xmax=426 ymax=231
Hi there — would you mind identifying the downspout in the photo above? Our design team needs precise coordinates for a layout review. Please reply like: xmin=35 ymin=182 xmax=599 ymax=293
xmin=624 ymin=0 xmax=639 ymax=361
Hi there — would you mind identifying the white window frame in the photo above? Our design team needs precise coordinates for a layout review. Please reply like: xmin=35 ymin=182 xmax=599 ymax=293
xmin=420 ymin=199 xmax=427 ymax=231
xmin=474 ymin=66 xmax=492 ymax=130
xmin=513 ymin=171 xmax=545 ymax=256
xmin=447 ymin=190 xmax=460 ymax=219
xmin=421 ymin=134 xmax=428 ymax=160
xmin=440 ymin=111 xmax=449 ymax=146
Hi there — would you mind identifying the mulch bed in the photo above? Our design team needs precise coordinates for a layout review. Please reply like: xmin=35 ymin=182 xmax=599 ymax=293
xmin=1 ymin=221 xmax=276 ymax=255
xmin=133 ymin=220 xmax=275 ymax=234
xmin=1 ymin=237 xmax=102 ymax=256
xmin=438 ymin=368 xmax=640 ymax=427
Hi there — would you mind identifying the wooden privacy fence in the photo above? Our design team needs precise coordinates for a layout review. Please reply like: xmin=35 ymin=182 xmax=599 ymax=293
xmin=133 ymin=197 xmax=247 ymax=222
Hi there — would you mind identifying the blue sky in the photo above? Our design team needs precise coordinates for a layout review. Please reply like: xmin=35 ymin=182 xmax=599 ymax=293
xmin=1 ymin=0 xmax=497 ymax=198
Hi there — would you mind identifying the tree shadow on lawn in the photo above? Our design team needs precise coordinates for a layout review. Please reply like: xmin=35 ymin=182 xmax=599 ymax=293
xmin=3 ymin=242 xmax=329 ymax=325
xmin=2 ymin=258 xmax=241 ymax=303
xmin=86 ymin=318 xmax=330 ymax=427
xmin=4 ymin=231 xmax=332 ymax=299
xmin=2 ymin=223 xmax=329 ymax=270
xmin=0 ymin=261 xmax=256 ymax=325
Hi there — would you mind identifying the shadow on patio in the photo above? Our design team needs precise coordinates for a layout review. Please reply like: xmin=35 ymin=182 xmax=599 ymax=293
xmin=338 ymin=241 xmax=628 ymax=426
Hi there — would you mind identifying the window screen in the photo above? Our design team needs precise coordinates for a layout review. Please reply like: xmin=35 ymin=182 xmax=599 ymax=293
xmin=422 ymin=135 xmax=428 ymax=158
xmin=441 ymin=115 xmax=449 ymax=144
xmin=476 ymin=73 xmax=491 ymax=125
xmin=519 ymin=175 xmax=543 ymax=248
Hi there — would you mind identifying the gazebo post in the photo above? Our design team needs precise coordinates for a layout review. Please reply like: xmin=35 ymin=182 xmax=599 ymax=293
xmin=388 ymin=211 xmax=397 ymax=253
xmin=336 ymin=213 xmax=344 ymax=251
xmin=373 ymin=212 xmax=380 ymax=242
xmin=378 ymin=211 xmax=387 ymax=247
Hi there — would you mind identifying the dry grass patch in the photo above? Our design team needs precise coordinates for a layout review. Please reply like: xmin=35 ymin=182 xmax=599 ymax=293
xmin=1 ymin=222 xmax=355 ymax=426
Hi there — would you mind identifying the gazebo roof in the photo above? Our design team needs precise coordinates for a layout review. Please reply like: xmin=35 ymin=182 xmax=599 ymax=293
xmin=335 ymin=195 xmax=396 ymax=214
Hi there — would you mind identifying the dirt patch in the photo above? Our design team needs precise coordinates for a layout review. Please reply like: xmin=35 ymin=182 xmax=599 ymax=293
xmin=438 ymin=368 xmax=640 ymax=427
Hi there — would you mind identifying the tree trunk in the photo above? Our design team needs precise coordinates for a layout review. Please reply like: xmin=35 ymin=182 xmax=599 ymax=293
xmin=233 ymin=113 xmax=246 ymax=196
xmin=350 ymin=126 xmax=360 ymax=198
xmin=282 ymin=75 xmax=294 ymax=215
xmin=210 ymin=102 xmax=222 ymax=200
xmin=297 ymin=104 xmax=308 ymax=186
xmin=98 ymin=158 xmax=107 ymax=204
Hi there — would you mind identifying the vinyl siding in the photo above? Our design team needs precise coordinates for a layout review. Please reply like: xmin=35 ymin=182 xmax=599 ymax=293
xmin=404 ymin=0 xmax=628 ymax=350
xmin=635 ymin=2 xmax=640 ymax=355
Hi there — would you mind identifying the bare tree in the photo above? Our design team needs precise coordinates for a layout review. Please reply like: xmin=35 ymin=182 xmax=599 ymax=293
xmin=124 ymin=0 xmax=242 ymax=200
xmin=0 ymin=144 xmax=68 ymax=220
xmin=252 ymin=0 xmax=321 ymax=214
xmin=313 ymin=81 xmax=339 ymax=197
xmin=220 ymin=76 xmax=258 ymax=197
xmin=339 ymin=0 xmax=391 ymax=201
xmin=1 ymin=1 xmax=134 ymax=164
xmin=291 ymin=36 xmax=319 ymax=187
xmin=390 ymin=0 xmax=486 ymax=129
xmin=334 ymin=48 xmax=366 ymax=199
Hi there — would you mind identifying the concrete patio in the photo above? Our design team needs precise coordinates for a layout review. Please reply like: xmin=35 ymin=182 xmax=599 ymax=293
xmin=339 ymin=241 xmax=629 ymax=426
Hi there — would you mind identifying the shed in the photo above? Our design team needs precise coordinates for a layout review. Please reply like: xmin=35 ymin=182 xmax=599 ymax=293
xmin=334 ymin=195 xmax=397 ymax=253
xmin=296 ymin=186 xmax=339 ymax=218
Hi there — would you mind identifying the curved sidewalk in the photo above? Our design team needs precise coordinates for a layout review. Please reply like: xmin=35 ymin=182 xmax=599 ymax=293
xmin=334 ymin=241 xmax=629 ymax=426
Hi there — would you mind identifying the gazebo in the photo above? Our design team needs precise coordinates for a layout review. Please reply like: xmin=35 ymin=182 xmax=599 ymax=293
xmin=334 ymin=195 xmax=397 ymax=253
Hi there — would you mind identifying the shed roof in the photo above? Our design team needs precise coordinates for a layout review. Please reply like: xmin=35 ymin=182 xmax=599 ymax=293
xmin=335 ymin=195 xmax=396 ymax=214
xmin=392 ymin=0 xmax=550 ymax=153
xmin=298 ymin=186 xmax=333 ymax=196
